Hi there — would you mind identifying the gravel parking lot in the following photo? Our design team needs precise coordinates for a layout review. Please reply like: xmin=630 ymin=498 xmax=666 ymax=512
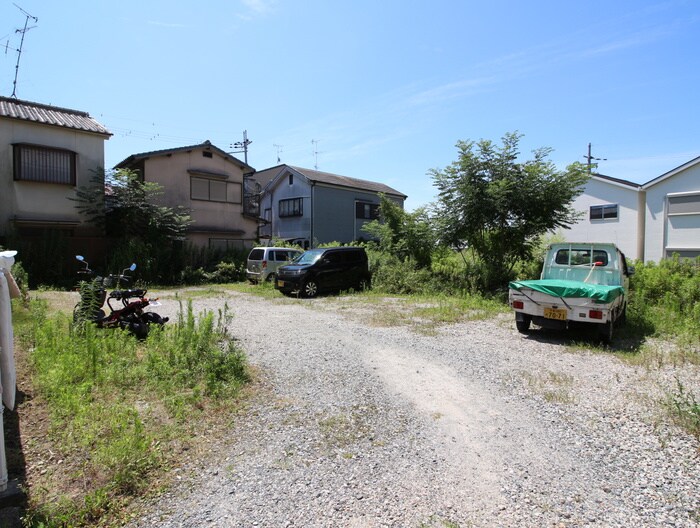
xmin=129 ymin=290 xmax=700 ymax=527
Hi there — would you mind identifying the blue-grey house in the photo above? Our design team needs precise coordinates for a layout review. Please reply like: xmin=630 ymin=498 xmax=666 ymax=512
xmin=254 ymin=165 xmax=406 ymax=248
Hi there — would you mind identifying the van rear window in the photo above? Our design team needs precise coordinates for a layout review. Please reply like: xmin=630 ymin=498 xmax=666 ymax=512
xmin=555 ymin=249 xmax=609 ymax=267
xmin=248 ymin=249 xmax=264 ymax=260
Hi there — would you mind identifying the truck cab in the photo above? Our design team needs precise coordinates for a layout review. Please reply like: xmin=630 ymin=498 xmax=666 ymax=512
xmin=509 ymin=243 xmax=633 ymax=342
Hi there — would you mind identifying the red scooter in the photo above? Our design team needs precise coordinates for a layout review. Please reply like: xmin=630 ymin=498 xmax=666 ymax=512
xmin=74 ymin=255 xmax=168 ymax=339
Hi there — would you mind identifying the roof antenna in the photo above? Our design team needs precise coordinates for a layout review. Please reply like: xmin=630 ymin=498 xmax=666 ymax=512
xmin=273 ymin=143 xmax=283 ymax=163
xmin=8 ymin=3 xmax=38 ymax=98
xmin=311 ymin=139 xmax=321 ymax=170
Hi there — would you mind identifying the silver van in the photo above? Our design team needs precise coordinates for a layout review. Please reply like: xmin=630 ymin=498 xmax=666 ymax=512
xmin=246 ymin=247 xmax=302 ymax=283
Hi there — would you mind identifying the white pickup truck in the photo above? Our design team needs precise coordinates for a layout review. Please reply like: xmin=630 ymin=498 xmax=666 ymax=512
xmin=508 ymin=242 xmax=633 ymax=342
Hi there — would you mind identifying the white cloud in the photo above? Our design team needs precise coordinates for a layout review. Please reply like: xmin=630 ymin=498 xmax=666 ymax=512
xmin=241 ymin=0 xmax=276 ymax=15
xmin=147 ymin=21 xmax=187 ymax=28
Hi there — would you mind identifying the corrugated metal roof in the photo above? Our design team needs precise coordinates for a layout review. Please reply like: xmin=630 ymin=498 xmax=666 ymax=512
xmin=0 ymin=96 xmax=111 ymax=136
xmin=289 ymin=166 xmax=407 ymax=198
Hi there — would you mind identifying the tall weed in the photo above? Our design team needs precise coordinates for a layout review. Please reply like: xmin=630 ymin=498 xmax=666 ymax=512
xmin=629 ymin=256 xmax=700 ymax=353
xmin=23 ymin=298 xmax=249 ymax=526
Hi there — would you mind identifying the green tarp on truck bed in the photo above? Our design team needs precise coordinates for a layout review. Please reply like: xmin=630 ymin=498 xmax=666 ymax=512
xmin=508 ymin=279 xmax=625 ymax=303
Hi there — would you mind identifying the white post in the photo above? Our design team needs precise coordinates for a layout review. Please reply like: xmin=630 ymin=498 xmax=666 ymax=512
xmin=0 ymin=250 xmax=19 ymax=493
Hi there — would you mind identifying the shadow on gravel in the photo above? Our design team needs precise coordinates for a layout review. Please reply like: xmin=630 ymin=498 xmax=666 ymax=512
xmin=519 ymin=322 xmax=647 ymax=354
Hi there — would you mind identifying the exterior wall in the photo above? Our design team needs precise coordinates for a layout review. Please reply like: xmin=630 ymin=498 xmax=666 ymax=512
xmin=312 ymin=184 xmax=382 ymax=244
xmin=259 ymin=167 xmax=406 ymax=247
xmin=0 ymin=118 xmax=106 ymax=237
xmin=562 ymin=178 xmax=642 ymax=260
xmin=264 ymin=172 xmax=312 ymax=243
xmin=140 ymin=148 xmax=257 ymax=248
xmin=644 ymin=164 xmax=700 ymax=263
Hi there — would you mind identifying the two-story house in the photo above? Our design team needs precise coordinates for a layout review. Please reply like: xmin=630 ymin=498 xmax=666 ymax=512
xmin=0 ymin=96 xmax=111 ymax=244
xmin=562 ymin=155 xmax=700 ymax=262
xmin=253 ymin=164 xmax=406 ymax=248
xmin=115 ymin=141 xmax=258 ymax=250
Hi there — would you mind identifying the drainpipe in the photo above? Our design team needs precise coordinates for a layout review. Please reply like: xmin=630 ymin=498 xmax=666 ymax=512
xmin=310 ymin=182 xmax=314 ymax=248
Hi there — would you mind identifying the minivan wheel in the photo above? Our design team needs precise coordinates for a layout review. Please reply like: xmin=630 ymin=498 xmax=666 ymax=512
xmin=266 ymin=273 xmax=276 ymax=283
xmin=302 ymin=279 xmax=319 ymax=298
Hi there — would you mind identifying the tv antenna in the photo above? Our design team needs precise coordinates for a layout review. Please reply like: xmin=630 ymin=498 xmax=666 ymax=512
xmin=230 ymin=130 xmax=252 ymax=165
xmin=311 ymin=139 xmax=322 ymax=170
xmin=5 ymin=3 xmax=38 ymax=98
xmin=583 ymin=142 xmax=606 ymax=175
xmin=273 ymin=144 xmax=283 ymax=163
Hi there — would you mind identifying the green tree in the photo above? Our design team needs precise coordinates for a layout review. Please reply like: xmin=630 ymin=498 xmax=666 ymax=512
xmin=362 ymin=194 xmax=436 ymax=268
xmin=430 ymin=132 xmax=588 ymax=292
xmin=74 ymin=169 xmax=192 ymax=282
xmin=75 ymin=169 xmax=190 ymax=242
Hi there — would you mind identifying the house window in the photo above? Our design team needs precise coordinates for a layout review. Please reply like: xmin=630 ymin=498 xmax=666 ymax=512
xmin=279 ymin=197 xmax=303 ymax=217
xmin=288 ymin=174 xmax=293 ymax=185
xmin=209 ymin=238 xmax=244 ymax=250
xmin=202 ymin=151 xmax=213 ymax=158
xmin=590 ymin=204 xmax=618 ymax=220
xmin=190 ymin=177 xmax=241 ymax=203
xmin=13 ymin=144 xmax=76 ymax=185
xmin=355 ymin=201 xmax=380 ymax=220
xmin=668 ymin=194 xmax=700 ymax=215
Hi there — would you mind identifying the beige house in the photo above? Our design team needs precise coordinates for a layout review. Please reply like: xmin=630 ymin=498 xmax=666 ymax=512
xmin=115 ymin=141 xmax=258 ymax=249
xmin=0 ymin=96 xmax=111 ymax=241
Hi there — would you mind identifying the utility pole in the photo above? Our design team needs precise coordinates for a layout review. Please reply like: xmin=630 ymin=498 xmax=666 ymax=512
xmin=230 ymin=130 xmax=252 ymax=166
xmin=583 ymin=142 xmax=607 ymax=175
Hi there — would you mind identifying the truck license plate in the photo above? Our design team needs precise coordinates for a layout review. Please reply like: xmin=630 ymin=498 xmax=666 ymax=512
xmin=277 ymin=280 xmax=284 ymax=287
xmin=544 ymin=307 xmax=567 ymax=321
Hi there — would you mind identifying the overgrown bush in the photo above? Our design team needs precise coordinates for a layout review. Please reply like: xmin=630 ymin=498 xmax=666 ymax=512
xmin=628 ymin=255 xmax=700 ymax=347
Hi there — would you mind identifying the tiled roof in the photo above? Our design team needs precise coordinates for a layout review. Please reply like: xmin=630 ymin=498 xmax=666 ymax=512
xmin=289 ymin=166 xmax=407 ymax=198
xmin=115 ymin=140 xmax=252 ymax=170
xmin=0 ymin=96 xmax=111 ymax=136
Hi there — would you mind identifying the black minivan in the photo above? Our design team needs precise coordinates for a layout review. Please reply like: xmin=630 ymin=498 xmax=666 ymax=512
xmin=275 ymin=246 xmax=371 ymax=298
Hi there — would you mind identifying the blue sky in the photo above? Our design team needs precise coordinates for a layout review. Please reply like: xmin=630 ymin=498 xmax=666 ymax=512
xmin=2 ymin=0 xmax=699 ymax=210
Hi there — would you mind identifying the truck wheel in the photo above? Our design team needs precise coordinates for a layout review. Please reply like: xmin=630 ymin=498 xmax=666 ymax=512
xmin=515 ymin=314 xmax=531 ymax=333
xmin=599 ymin=321 xmax=613 ymax=343
xmin=616 ymin=304 xmax=627 ymax=327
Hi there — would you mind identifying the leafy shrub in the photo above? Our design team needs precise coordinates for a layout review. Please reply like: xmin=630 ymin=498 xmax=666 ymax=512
xmin=628 ymin=255 xmax=700 ymax=349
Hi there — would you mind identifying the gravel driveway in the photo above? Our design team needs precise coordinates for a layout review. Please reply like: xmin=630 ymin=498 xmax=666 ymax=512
xmin=130 ymin=290 xmax=700 ymax=528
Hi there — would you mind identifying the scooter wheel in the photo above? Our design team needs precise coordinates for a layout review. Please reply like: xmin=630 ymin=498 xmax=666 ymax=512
xmin=129 ymin=321 xmax=150 ymax=340
xmin=143 ymin=312 xmax=168 ymax=325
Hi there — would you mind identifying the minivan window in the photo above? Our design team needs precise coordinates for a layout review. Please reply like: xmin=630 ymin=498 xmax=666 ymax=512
xmin=294 ymin=249 xmax=324 ymax=265
xmin=249 ymin=249 xmax=264 ymax=260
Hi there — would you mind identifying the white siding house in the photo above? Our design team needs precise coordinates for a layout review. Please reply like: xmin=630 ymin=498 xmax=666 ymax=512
xmin=565 ymin=174 xmax=643 ymax=260
xmin=564 ymin=155 xmax=700 ymax=263
xmin=642 ymin=156 xmax=700 ymax=262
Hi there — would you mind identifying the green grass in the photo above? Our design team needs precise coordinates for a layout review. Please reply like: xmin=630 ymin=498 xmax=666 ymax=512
xmin=17 ymin=298 xmax=249 ymax=527
xmin=666 ymin=377 xmax=700 ymax=440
